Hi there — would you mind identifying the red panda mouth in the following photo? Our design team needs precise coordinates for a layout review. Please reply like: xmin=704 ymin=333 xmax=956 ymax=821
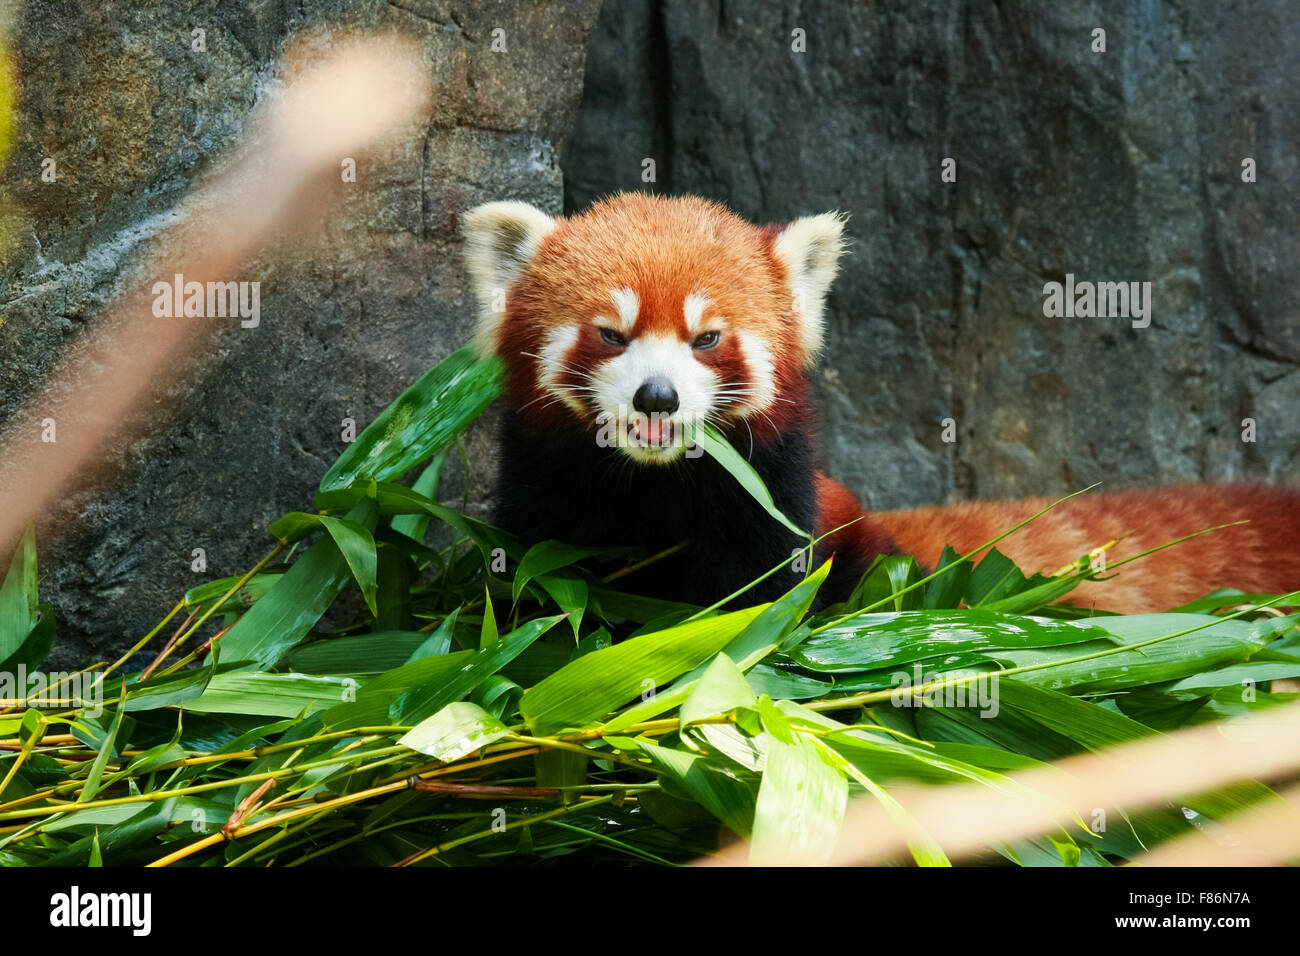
xmin=631 ymin=415 xmax=675 ymax=447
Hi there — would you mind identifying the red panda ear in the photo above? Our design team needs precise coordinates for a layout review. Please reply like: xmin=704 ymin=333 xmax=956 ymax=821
xmin=770 ymin=212 xmax=847 ymax=366
xmin=462 ymin=201 xmax=558 ymax=355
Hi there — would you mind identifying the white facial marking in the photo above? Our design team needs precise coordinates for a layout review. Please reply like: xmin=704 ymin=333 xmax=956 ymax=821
xmin=736 ymin=332 xmax=777 ymax=415
xmin=591 ymin=334 xmax=718 ymax=464
xmin=609 ymin=287 xmax=640 ymax=333
xmin=537 ymin=325 xmax=584 ymax=414
xmin=683 ymin=292 xmax=712 ymax=334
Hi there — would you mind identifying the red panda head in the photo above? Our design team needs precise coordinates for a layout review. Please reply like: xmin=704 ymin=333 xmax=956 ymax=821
xmin=462 ymin=193 xmax=844 ymax=463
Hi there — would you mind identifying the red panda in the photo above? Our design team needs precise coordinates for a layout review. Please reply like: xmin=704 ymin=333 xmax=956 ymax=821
xmin=462 ymin=193 xmax=1300 ymax=614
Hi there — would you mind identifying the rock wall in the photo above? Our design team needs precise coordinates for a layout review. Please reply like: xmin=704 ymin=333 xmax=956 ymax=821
xmin=564 ymin=0 xmax=1300 ymax=511
xmin=1 ymin=0 xmax=600 ymax=663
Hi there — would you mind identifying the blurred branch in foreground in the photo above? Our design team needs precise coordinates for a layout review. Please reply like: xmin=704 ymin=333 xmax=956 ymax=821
xmin=0 ymin=31 xmax=432 ymax=554
xmin=700 ymin=698 xmax=1300 ymax=866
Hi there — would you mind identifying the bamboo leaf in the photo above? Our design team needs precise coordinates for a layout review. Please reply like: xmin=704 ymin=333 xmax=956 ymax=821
xmin=512 ymin=541 xmax=606 ymax=602
xmin=78 ymin=703 xmax=124 ymax=804
xmin=0 ymin=524 xmax=38 ymax=667
xmin=750 ymin=700 xmax=847 ymax=865
xmin=123 ymin=662 xmax=214 ymax=711
xmin=692 ymin=422 xmax=808 ymax=537
xmin=636 ymin=740 xmax=756 ymax=837
xmin=268 ymin=513 xmax=379 ymax=617
xmin=522 ymin=605 xmax=766 ymax=735
xmin=603 ymin=561 xmax=830 ymax=733
xmin=399 ymin=702 xmax=509 ymax=761
xmin=794 ymin=610 xmax=1113 ymax=673
xmin=809 ymin=735 xmax=950 ymax=867
xmin=182 ymin=672 xmax=359 ymax=718
xmin=391 ymin=450 xmax=449 ymax=542
xmin=219 ymin=501 xmax=375 ymax=669
xmin=320 ymin=346 xmax=503 ymax=492
xmin=392 ymin=614 xmax=564 ymax=723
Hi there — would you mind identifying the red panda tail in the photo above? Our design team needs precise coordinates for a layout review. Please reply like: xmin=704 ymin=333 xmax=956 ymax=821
xmin=868 ymin=484 xmax=1300 ymax=613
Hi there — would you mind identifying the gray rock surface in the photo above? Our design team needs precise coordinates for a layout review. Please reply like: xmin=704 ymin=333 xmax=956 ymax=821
xmin=1 ymin=0 xmax=600 ymax=663
xmin=564 ymin=0 xmax=1300 ymax=512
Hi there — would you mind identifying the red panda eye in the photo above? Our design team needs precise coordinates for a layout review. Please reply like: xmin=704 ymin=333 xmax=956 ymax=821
xmin=692 ymin=331 xmax=720 ymax=350
xmin=599 ymin=327 xmax=628 ymax=347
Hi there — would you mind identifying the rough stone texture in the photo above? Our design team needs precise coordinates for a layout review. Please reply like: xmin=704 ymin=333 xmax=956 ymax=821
xmin=564 ymin=0 xmax=1300 ymax=514
xmin=1 ymin=0 xmax=600 ymax=664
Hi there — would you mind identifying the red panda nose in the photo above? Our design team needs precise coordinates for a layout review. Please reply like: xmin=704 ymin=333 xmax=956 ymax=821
xmin=633 ymin=377 xmax=680 ymax=415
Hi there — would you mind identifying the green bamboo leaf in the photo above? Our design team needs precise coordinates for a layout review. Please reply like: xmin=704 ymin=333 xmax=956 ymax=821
xmin=126 ymin=741 xmax=189 ymax=775
xmin=280 ymin=630 xmax=431 ymax=674
xmin=0 ymin=524 xmax=38 ymax=666
xmin=750 ymin=699 xmax=847 ymax=865
xmin=470 ymin=674 xmax=523 ymax=720
xmin=979 ymin=573 xmax=1087 ymax=614
xmin=794 ymin=610 xmax=1113 ymax=673
xmin=322 ymin=650 xmax=475 ymax=728
xmin=924 ymin=545 xmax=970 ymax=610
xmin=682 ymin=653 xmax=757 ymax=727
xmin=1007 ymin=613 xmax=1285 ymax=694
xmin=680 ymin=652 xmax=761 ymax=763
xmin=43 ymin=798 xmax=233 ymax=866
xmin=399 ymin=702 xmax=509 ymax=761
xmin=19 ymin=707 xmax=42 ymax=744
xmin=122 ymin=662 xmax=214 ymax=711
xmin=4 ymin=603 xmax=54 ymax=673
xmin=1166 ymin=659 xmax=1300 ymax=694
xmin=320 ymin=346 xmax=503 ymax=492
xmin=537 ymin=574 xmax=587 ymax=639
xmin=409 ymin=610 xmax=460 ymax=662
xmin=317 ymin=481 xmax=521 ymax=563
xmin=513 ymin=541 xmax=605 ymax=602
xmin=392 ymin=615 xmax=564 ymax=723
xmin=391 ymin=449 xmax=449 ymax=542
xmin=219 ymin=501 xmax=374 ymax=669
xmin=603 ymin=561 xmax=830 ymax=732
xmin=981 ymin=679 xmax=1277 ymax=822
xmin=522 ymin=605 xmax=766 ymax=735
xmin=808 ymin=735 xmax=950 ymax=867
xmin=41 ymin=797 xmax=232 ymax=836
xmin=480 ymin=588 xmax=498 ymax=647
xmin=78 ymin=703 xmax=124 ymax=804
xmin=745 ymin=662 xmax=834 ymax=700
xmin=588 ymin=586 xmax=697 ymax=626
xmin=182 ymin=673 xmax=359 ymax=717
xmin=636 ymin=740 xmax=756 ymax=836
xmin=847 ymin=555 xmax=923 ymax=612
xmin=966 ymin=548 xmax=1028 ymax=606
xmin=1170 ymin=590 xmax=1281 ymax=614
xmin=268 ymin=513 xmax=379 ymax=617
xmin=793 ymin=700 xmax=1055 ymax=794
xmin=183 ymin=572 xmax=282 ymax=616
xmin=692 ymin=422 xmax=808 ymax=537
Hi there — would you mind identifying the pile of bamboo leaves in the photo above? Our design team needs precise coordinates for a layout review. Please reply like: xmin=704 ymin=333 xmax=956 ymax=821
xmin=1 ymin=347 xmax=1297 ymax=867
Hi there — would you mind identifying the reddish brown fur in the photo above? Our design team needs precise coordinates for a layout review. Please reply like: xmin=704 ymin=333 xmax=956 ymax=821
xmin=871 ymin=484 xmax=1300 ymax=613
xmin=815 ymin=473 xmax=900 ymax=576
xmin=496 ymin=194 xmax=809 ymax=433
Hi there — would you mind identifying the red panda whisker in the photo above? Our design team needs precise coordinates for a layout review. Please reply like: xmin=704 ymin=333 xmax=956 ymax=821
xmin=517 ymin=351 xmax=597 ymax=383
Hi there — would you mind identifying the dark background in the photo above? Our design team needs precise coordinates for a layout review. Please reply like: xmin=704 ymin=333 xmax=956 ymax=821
xmin=2 ymin=0 xmax=1297 ymax=663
